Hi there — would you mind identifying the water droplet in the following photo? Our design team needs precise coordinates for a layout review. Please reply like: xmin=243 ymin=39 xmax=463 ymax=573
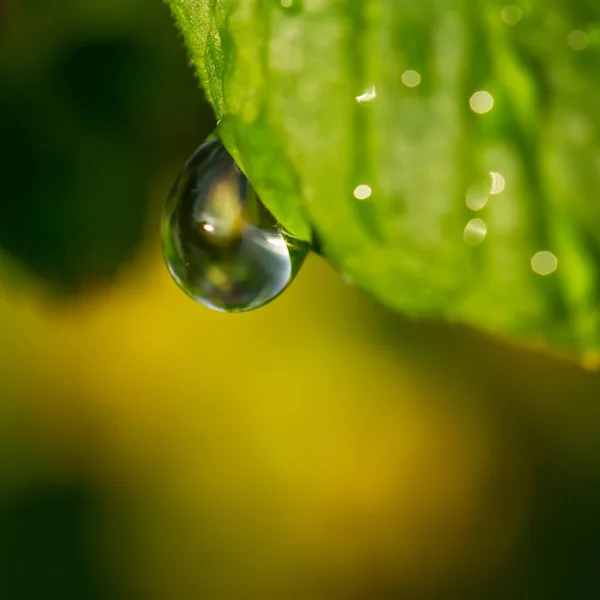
xmin=531 ymin=251 xmax=558 ymax=276
xmin=356 ymin=84 xmax=377 ymax=103
xmin=401 ymin=70 xmax=421 ymax=88
xmin=501 ymin=5 xmax=522 ymax=25
xmin=353 ymin=184 xmax=372 ymax=200
xmin=162 ymin=138 xmax=310 ymax=312
xmin=568 ymin=30 xmax=589 ymax=51
xmin=280 ymin=0 xmax=293 ymax=7
xmin=464 ymin=219 xmax=487 ymax=246
xmin=470 ymin=91 xmax=494 ymax=115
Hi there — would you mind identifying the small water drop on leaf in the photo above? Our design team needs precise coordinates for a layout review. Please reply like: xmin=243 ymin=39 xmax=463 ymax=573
xmin=161 ymin=137 xmax=310 ymax=312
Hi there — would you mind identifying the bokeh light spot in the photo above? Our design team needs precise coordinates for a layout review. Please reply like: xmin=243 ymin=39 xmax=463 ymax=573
xmin=470 ymin=91 xmax=494 ymax=114
xmin=490 ymin=172 xmax=506 ymax=195
xmin=568 ymin=30 xmax=589 ymax=51
xmin=353 ymin=184 xmax=372 ymax=200
xmin=463 ymin=219 xmax=487 ymax=246
xmin=531 ymin=251 xmax=558 ymax=276
xmin=402 ymin=70 xmax=422 ymax=88
xmin=501 ymin=6 xmax=522 ymax=25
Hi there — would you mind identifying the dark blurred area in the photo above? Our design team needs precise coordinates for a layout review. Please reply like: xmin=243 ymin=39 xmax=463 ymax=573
xmin=2 ymin=1 xmax=600 ymax=599
xmin=0 ymin=0 xmax=214 ymax=290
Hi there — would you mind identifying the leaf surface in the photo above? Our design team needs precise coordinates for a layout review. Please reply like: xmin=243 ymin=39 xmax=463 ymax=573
xmin=168 ymin=0 xmax=600 ymax=361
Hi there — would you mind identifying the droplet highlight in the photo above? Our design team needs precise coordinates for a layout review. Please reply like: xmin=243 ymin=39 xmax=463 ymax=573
xmin=464 ymin=219 xmax=487 ymax=246
xmin=162 ymin=138 xmax=310 ymax=312
xmin=470 ymin=91 xmax=494 ymax=114
xmin=356 ymin=84 xmax=377 ymax=103
xmin=531 ymin=251 xmax=558 ymax=276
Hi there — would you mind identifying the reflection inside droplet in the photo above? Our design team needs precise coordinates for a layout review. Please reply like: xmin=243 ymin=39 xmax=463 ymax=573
xmin=401 ymin=70 xmax=421 ymax=88
xmin=531 ymin=251 xmax=558 ymax=276
xmin=353 ymin=184 xmax=372 ymax=200
xmin=161 ymin=138 xmax=310 ymax=312
xmin=470 ymin=91 xmax=494 ymax=114
xmin=356 ymin=84 xmax=377 ymax=103
xmin=501 ymin=5 xmax=522 ymax=25
xmin=464 ymin=218 xmax=487 ymax=246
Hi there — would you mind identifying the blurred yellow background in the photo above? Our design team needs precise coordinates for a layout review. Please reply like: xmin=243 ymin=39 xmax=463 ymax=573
xmin=2 ymin=1 xmax=600 ymax=599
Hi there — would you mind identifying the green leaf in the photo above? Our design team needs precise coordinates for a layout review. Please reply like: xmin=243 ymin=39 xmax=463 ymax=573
xmin=167 ymin=0 xmax=600 ymax=363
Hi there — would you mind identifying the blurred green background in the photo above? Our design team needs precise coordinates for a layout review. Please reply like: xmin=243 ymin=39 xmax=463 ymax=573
xmin=2 ymin=1 xmax=600 ymax=598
